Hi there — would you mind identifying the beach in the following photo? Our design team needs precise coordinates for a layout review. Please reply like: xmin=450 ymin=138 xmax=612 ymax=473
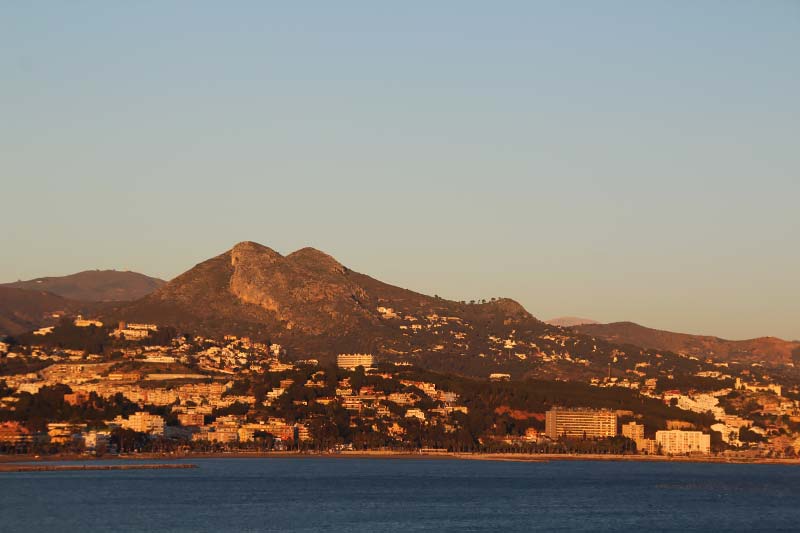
xmin=2 ymin=450 xmax=797 ymax=467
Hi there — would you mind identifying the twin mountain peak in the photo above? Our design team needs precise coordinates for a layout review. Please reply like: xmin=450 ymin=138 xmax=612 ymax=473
xmin=5 ymin=241 xmax=796 ymax=368
xmin=115 ymin=241 xmax=532 ymax=356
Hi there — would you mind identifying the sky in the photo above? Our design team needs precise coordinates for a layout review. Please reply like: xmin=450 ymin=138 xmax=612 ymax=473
xmin=2 ymin=2 xmax=798 ymax=340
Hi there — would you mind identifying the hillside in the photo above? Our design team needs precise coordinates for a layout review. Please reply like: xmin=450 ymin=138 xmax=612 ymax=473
xmin=573 ymin=321 xmax=800 ymax=366
xmin=2 ymin=270 xmax=165 ymax=302
xmin=0 ymin=287 xmax=83 ymax=336
xmin=109 ymin=241 xmax=534 ymax=355
xmin=546 ymin=316 xmax=599 ymax=327
xmin=106 ymin=241 xmax=748 ymax=383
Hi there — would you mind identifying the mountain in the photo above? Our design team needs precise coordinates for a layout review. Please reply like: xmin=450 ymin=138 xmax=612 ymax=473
xmin=110 ymin=241 xmax=534 ymax=355
xmin=2 ymin=270 xmax=165 ymax=302
xmin=109 ymin=241 xmax=767 ymax=382
xmin=109 ymin=241 xmax=608 ymax=375
xmin=10 ymin=241 xmax=794 ymax=378
xmin=0 ymin=287 xmax=84 ymax=336
xmin=546 ymin=316 xmax=599 ymax=327
xmin=572 ymin=321 xmax=800 ymax=366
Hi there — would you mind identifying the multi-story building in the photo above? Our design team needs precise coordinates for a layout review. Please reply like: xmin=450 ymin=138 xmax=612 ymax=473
xmin=74 ymin=316 xmax=103 ymax=328
xmin=545 ymin=408 xmax=617 ymax=439
xmin=119 ymin=412 xmax=166 ymax=436
xmin=622 ymin=422 xmax=645 ymax=441
xmin=111 ymin=322 xmax=158 ymax=341
xmin=178 ymin=412 xmax=205 ymax=427
xmin=47 ymin=423 xmax=87 ymax=445
xmin=337 ymin=353 xmax=374 ymax=370
xmin=735 ymin=378 xmax=782 ymax=396
xmin=655 ymin=430 xmax=711 ymax=455
xmin=388 ymin=392 xmax=415 ymax=405
xmin=264 ymin=418 xmax=295 ymax=441
xmin=84 ymin=430 xmax=110 ymax=451
xmin=194 ymin=427 xmax=238 ymax=444
xmin=0 ymin=422 xmax=35 ymax=447
xmin=295 ymin=424 xmax=311 ymax=442
xmin=621 ymin=422 xmax=660 ymax=454
xmin=405 ymin=408 xmax=426 ymax=421
xmin=342 ymin=397 xmax=363 ymax=412
xmin=143 ymin=388 xmax=178 ymax=406
xmin=637 ymin=438 xmax=659 ymax=455
xmin=209 ymin=426 xmax=239 ymax=444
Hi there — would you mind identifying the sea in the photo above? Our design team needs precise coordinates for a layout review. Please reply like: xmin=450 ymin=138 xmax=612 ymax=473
xmin=1 ymin=457 xmax=799 ymax=532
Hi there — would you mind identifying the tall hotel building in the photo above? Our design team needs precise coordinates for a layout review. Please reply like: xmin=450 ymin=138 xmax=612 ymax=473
xmin=336 ymin=353 xmax=374 ymax=370
xmin=545 ymin=408 xmax=618 ymax=439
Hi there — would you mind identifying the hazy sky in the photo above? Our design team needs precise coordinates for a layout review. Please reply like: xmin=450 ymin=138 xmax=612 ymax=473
xmin=2 ymin=2 xmax=798 ymax=340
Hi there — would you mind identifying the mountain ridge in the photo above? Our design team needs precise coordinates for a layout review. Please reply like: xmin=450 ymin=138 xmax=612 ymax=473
xmin=0 ymin=287 xmax=85 ymax=336
xmin=140 ymin=240 xmax=532 ymax=326
xmin=546 ymin=316 xmax=599 ymax=327
xmin=2 ymin=269 xmax=165 ymax=302
xmin=573 ymin=321 xmax=800 ymax=365
xmin=102 ymin=241 xmax=793 ymax=380
xmin=108 ymin=241 xmax=549 ymax=369
xmin=4 ymin=242 xmax=795 ymax=374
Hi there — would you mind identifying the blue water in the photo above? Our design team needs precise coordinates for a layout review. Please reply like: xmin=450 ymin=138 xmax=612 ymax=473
xmin=1 ymin=458 xmax=799 ymax=532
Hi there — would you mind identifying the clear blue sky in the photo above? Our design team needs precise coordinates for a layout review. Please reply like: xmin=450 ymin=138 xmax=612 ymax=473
xmin=2 ymin=2 xmax=798 ymax=340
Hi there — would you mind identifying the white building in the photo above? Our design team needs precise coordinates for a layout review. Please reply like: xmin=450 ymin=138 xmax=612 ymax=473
xmin=74 ymin=316 xmax=103 ymax=328
xmin=119 ymin=412 xmax=166 ymax=436
xmin=405 ymin=408 xmax=426 ymax=421
xmin=84 ymin=430 xmax=111 ymax=450
xmin=735 ymin=378 xmax=782 ymax=396
xmin=337 ymin=353 xmax=374 ymax=370
xmin=655 ymin=430 xmax=711 ymax=455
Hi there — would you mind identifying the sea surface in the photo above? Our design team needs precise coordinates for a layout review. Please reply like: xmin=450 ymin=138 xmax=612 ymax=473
xmin=1 ymin=457 xmax=799 ymax=532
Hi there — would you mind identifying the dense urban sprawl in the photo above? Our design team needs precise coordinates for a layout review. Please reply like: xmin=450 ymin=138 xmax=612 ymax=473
xmin=1 ymin=315 xmax=797 ymax=459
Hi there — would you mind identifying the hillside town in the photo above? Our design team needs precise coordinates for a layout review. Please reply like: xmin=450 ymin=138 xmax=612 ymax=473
xmin=1 ymin=314 xmax=799 ymax=460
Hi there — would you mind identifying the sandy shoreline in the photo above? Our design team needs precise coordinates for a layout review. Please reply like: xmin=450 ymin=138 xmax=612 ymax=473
xmin=1 ymin=451 xmax=798 ymax=466
xmin=0 ymin=463 xmax=197 ymax=472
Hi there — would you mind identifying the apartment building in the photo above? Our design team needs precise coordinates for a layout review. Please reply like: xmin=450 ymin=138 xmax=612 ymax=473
xmin=545 ymin=408 xmax=617 ymax=439
xmin=337 ymin=353 xmax=374 ymax=370
xmin=655 ymin=430 xmax=711 ymax=455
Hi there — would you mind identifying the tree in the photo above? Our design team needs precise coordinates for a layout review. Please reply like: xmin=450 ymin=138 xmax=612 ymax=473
xmin=350 ymin=366 xmax=366 ymax=394
xmin=739 ymin=427 xmax=767 ymax=443
xmin=110 ymin=427 xmax=148 ymax=453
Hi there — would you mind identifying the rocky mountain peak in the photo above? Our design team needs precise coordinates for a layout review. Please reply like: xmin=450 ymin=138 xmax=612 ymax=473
xmin=286 ymin=247 xmax=347 ymax=274
xmin=230 ymin=241 xmax=282 ymax=267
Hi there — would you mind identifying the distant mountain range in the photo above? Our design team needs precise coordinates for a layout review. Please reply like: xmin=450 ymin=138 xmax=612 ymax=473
xmin=0 ymin=287 xmax=82 ymax=336
xmin=572 ymin=321 xmax=800 ymax=366
xmin=2 ymin=243 xmax=796 ymax=372
xmin=1 ymin=270 xmax=165 ymax=302
xmin=0 ymin=270 xmax=165 ymax=336
xmin=546 ymin=316 xmax=599 ymax=327
xmin=95 ymin=241 xmax=792 ymax=378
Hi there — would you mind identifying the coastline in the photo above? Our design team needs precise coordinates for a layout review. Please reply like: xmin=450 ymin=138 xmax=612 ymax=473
xmin=2 ymin=450 xmax=798 ymax=466
xmin=0 ymin=463 xmax=197 ymax=472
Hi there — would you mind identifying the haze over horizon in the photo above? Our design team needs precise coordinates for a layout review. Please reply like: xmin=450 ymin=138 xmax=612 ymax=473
xmin=2 ymin=2 xmax=798 ymax=341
